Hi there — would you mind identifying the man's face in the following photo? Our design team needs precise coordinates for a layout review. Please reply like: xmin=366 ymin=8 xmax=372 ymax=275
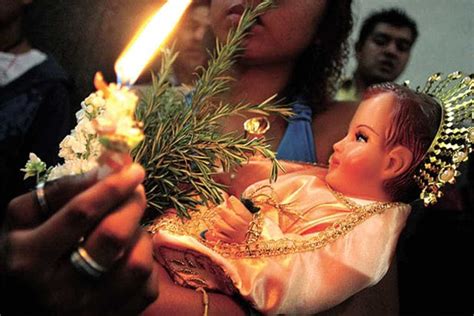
xmin=174 ymin=5 xmax=210 ymax=72
xmin=356 ymin=23 xmax=414 ymax=84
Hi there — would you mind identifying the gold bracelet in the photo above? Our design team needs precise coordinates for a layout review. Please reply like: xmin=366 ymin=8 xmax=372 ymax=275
xmin=195 ymin=287 xmax=209 ymax=316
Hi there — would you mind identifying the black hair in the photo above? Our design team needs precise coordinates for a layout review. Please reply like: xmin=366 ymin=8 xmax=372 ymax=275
xmin=355 ymin=8 xmax=418 ymax=51
xmin=284 ymin=0 xmax=354 ymax=114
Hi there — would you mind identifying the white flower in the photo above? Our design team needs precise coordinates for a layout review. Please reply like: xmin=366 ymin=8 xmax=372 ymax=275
xmin=87 ymin=138 xmax=102 ymax=159
xmin=75 ymin=118 xmax=95 ymax=136
xmin=28 ymin=153 xmax=42 ymax=163
xmin=21 ymin=153 xmax=47 ymax=180
xmin=48 ymin=159 xmax=98 ymax=181
xmin=75 ymin=109 xmax=86 ymax=121
xmin=23 ymin=84 xmax=142 ymax=183
xmin=59 ymin=135 xmax=80 ymax=159
xmin=83 ymin=92 xmax=106 ymax=115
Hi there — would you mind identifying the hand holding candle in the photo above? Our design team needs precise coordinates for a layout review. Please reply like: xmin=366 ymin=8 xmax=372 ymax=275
xmin=94 ymin=0 xmax=192 ymax=178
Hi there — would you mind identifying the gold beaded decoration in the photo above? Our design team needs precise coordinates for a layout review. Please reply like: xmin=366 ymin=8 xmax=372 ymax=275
xmin=146 ymin=184 xmax=404 ymax=259
xmin=413 ymin=72 xmax=473 ymax=206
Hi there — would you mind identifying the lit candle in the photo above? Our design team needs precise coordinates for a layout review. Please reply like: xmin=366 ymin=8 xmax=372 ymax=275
xmin=21 ymin=1 xmax=192 ymax=181
xmin=93 ymin=0 xmax=192 ymax=178
xmin=115 ymin=0 xmax=192 ymax=86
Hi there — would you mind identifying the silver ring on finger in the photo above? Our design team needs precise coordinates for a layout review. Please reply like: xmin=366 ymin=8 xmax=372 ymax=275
xmin=70 ymin=246 xmax=107 ymax=279
xmin=35 ymin=182 xmax=50 ymax=217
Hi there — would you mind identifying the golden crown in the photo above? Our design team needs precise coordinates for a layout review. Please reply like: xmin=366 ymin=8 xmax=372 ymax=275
xmin=411 ymin=72 xmax=473 ymax=206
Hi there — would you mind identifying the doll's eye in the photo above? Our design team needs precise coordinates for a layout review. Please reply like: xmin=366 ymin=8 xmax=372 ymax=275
xmin=355 ymin=132 xmax=368 ymax=143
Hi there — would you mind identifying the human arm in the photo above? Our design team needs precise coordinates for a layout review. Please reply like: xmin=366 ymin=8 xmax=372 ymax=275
xmin=142 ymin=261 xmax=247 ymax=316
xmin=0 ymin=164 xmax=159 ymax=315
xmin=151 ymin=203 xmax=409 ymax=315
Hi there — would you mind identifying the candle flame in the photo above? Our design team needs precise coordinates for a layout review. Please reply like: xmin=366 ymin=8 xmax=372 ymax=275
xmin=115 ymin=0 xmax=192 ymax=85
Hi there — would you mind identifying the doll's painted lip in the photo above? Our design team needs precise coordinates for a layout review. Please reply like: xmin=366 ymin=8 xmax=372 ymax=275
xmin=329 ymin=156 xmax=340 ymax=167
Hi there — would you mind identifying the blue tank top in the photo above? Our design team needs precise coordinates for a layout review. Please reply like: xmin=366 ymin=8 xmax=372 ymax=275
xmin=186 ymin=92 xmax=316 ymax=163
xmin=276 ymin=101 xmax=316 ymax=163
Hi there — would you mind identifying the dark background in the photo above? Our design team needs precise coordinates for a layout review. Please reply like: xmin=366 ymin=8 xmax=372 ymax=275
xmin=24 ymin=2 xmax=473 ymax=315
xmin=26 ymin=0 xmax=165 ymax=107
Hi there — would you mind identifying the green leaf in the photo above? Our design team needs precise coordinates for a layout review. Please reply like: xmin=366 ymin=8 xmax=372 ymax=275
xmin=134 ymin=0 xmax=290 ymax=219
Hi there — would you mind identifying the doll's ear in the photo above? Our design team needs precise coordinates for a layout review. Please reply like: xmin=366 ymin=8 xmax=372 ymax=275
xmin=382 ymin=145 xmax=413 ymax=180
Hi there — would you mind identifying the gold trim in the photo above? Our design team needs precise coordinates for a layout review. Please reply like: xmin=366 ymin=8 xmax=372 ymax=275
xmin=147 ymin=186 xmax=403 ymax=259
xmin=413 ymin=72 xmax=473 ymax=206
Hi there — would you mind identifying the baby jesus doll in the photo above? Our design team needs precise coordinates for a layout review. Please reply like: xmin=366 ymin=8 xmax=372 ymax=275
xmin=148 ymin=76 xmax=473 ymax=314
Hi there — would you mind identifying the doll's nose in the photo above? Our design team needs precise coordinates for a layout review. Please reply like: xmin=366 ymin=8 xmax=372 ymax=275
xmin=333 ymin=138 xmax=344 ymax=153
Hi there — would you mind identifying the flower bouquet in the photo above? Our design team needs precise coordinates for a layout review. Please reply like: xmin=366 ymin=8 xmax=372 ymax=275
xmin=23 ymin=0 xmax=292 ymax=219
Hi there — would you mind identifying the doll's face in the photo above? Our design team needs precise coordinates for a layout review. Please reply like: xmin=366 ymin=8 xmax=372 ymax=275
xmin=209 ymin=0 xmax=327 ymax=64
xmin=326 ymin=92 xmax=396 ymax=199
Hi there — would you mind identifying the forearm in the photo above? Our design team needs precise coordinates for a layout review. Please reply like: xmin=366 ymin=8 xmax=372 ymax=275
xmin=142 ymin=262 xmax=246 ymax=316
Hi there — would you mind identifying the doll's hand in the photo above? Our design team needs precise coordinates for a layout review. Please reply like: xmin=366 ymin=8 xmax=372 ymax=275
xmin=206 ymin=196 xmax=253 ymax=244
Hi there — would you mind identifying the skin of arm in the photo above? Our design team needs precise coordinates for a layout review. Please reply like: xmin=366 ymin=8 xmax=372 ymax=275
xmin=142 ymin=261 xmax=246 ymax=316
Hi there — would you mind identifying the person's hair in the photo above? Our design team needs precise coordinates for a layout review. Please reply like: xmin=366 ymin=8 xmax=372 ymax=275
xmin=355 ymin=8 xmax=418 ymax=51
xmin=284 ymin=0 xmax=353 ymax=114
xmin=362 ymin=82 xmax=441 ymax=203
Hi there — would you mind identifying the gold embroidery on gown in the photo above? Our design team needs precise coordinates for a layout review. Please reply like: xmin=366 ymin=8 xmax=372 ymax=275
xmin=148 ymin=164 xmax=410 ymax=313
xmin=147 ymin=183 xmax=402 ymax=258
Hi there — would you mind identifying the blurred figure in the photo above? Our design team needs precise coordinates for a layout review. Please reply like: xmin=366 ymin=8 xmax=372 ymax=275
xmin=0 ymin=0 xmax=73 ymax=216
xmin=335 ymin=8 xmax=418 ymax=102
xmin=171 ymin=0 xmax=210 ymax=86
xmin=137 ymin=0 xmax=211 ymax=88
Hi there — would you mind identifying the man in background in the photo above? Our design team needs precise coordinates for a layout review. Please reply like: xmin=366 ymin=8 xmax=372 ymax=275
xmin=136 ymin=0 xmax=211 ymax=91
xmin=335 ymin=8 xmax=418 ymax=101
xmin=171 ymin=0 xmax=210 ymax=87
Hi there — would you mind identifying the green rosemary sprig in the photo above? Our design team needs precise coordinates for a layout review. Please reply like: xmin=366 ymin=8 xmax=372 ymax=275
xmin=134 ymin=0 xmax=291 ymax=219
